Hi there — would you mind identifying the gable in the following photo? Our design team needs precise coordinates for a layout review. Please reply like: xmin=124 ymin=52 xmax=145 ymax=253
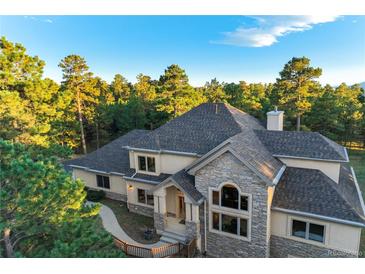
xmin=195 ymin=151 xmax=267 ymax=188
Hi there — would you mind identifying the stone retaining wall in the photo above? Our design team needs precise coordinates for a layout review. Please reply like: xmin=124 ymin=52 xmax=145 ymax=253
xmin=128 ymin=203 xmax=154 ymax=217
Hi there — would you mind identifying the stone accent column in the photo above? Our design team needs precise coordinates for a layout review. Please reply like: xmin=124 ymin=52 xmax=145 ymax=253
xmin=185 ymin=203 xmax=200 ymax=242
xmin=153 ymin=188 xmax=167 ymax=234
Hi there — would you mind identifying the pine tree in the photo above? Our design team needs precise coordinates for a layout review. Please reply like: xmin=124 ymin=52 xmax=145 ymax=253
xmin=59 ymin=55 xmax=100 ymax=154
xmin=273 ymin=57 xmax=322 ymax=131
xmin=157 ymin=64 xmax=205 ymax=118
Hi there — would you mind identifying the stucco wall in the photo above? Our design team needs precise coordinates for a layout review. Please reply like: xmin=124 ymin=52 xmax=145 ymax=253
xmin=195 ymin=151 xmax=270 ymax=258
xmin=279 ymin=157 xmax=341 ymax=183
xmin=73 ymin=168 xmax=127 ymax=197
xmin=125 ymin=180 xmax=154 ymax=205
xmin=129 ymin=150 xmax=197 ymax=175
xmin=270 ymin=210 xmax=361 ymax=256
xmin=160 ymin=153 xmax=197 ymax=174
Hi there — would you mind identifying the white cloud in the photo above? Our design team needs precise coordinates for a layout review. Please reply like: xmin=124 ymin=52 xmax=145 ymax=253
xmin=214 ymin=16 xmax=339 ymax=47
xmin=24 ymin=16 xmax=53 ymax=24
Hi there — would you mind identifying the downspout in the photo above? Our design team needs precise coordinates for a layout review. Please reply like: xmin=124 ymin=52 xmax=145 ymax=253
xmin=204 ymin=200 xmax=207 ymax=253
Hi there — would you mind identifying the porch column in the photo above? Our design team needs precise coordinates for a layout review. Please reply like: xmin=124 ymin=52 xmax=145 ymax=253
xmin=153 ymin=188 xmax=167 ymax=233
xmin=185 ymin=201 xmax=201 ymax=242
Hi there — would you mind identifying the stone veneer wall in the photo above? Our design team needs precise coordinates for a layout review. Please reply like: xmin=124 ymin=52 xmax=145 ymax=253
xmin=186 ymin=221 xmax=199 ymax=241
xmin=195 ymin=152 xmax=269 ymax=258
xmin=128 ymin=203 xmax=154 ymax=217
xmin=154 ymin=212 xmax=166 ymax=232
xmin=270 ymin=235 xmax=357 ymax=258
xmin=105 ymin=191 xmax=127 ymax=202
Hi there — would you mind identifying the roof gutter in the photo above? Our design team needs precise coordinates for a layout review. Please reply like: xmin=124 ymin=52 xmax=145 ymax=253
xmin=272 ymin=207 xmax=365 ymax=228
xmin=273 ymin=154 xmax=348 ymax=163
xmin=351 ymin=166 xmax=365 ymax=216
xmin=123 ymin=176 xmax=160 ymax=185
xmin=123 ymin=146 xmax=201 ymax=157
xmin=68 ymin=165 xmax=125 ymax=176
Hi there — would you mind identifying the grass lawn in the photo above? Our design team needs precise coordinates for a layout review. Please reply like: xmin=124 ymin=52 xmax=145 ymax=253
xmin=100 ymin=198 xmax=161 ymax=244
xmin=348 ymin=149 xmax=365 ymax=257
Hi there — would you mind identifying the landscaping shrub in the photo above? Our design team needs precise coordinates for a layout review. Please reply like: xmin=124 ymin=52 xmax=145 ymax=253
xmin=86 ymin=188 xmax=106 ymax=202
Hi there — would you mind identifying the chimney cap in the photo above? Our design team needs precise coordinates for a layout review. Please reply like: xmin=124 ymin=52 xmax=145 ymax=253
xmin=267 ymin=109 xmax=284 ymax=116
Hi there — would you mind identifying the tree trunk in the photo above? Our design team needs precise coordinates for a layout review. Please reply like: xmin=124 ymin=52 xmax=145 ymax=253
xmin=296 ymin=114 xmax=301 ymax=131
xmin=77 ymin=91 xmax=87 ymax=154
xmin=4 ymin=228 xmax=14 ymax=258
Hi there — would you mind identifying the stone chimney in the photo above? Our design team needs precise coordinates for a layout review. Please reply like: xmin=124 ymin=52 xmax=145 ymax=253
xmin=266 ymin=107 xmax=284 ymax=131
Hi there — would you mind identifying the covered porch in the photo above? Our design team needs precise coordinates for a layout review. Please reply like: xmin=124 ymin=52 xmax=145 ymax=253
xmin=152 ymin=178 xmax=202 ymax=244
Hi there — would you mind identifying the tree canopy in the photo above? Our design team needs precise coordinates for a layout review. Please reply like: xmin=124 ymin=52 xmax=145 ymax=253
xmin=0 ymin=140 xmax=124 ymax=258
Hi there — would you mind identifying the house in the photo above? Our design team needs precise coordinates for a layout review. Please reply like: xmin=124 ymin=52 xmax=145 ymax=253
xmin=65 ymin=103 xmax=365 ymax=257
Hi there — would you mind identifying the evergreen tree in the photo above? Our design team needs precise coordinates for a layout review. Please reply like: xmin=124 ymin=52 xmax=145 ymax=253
xmin=110 ymin=74 xmax=132 ymax=103
xmin=273 ymin=57 xmax=322 ymax=131
xmin=157 ymin=64 xmax=205 ymax=118
xmin=59 ymin=55 xmax=100 ymax=154
xmin=0 ymin=140 xmax=92 ymax=256
xmin=203 ymin=78 xmax=228 ymax=103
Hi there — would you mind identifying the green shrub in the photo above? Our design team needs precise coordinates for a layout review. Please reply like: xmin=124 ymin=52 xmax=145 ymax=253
xmin=86 ymin=188 xmax=105 ymax=202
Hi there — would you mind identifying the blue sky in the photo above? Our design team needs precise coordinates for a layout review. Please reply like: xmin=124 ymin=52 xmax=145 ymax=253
xmin=0 ymin=15 xmax=364 ymax=86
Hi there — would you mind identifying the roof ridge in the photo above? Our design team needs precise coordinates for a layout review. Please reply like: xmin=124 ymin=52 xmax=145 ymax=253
xmin=318 ymin=133 xmax=347 ymax=161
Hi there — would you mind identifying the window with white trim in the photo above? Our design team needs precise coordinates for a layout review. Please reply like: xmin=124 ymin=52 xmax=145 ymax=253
xmin=138 ymin=155 xmax=156 ymax=173
xmin=211 ymin=184 xmax=250 ymax=212
xmin=211 ymin=211 xmax=248 ymax=237
xmin=291 ymin=219 xmax=325 ymax=243
xmin=210 ymin=183 xmax=251 ymax=240
xmin=96 ymin=175 xmax=110 ymax=189
xmin=137 ymin=188 xmax=154 ymax=206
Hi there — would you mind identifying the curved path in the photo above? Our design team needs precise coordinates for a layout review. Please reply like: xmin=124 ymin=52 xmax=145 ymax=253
xmin=98 ymin=204 xmax=167 ymax=248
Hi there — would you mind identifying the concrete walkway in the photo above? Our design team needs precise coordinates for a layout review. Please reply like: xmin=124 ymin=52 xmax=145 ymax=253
xmin=98 ymin=203 xmax=166 ymax=248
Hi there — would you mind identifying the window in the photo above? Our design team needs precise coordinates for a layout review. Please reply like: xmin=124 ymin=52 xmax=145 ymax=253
xmin=292 ymin=220 xmax=306 ymax=239
xmin=222 ymin=214 xmax=237 ymax=235
xmin=212 ymin=212 xmax=220 ymax=230
xmin=96 ymin=175 xmax=110 ymax=189
xmin=240 ymin=195 xmax=248 ymax=211
xmin=138 ymin=155 xmax=156 ymax=173
xmin=147 ymin=157 xmax=156 ymax=172
xmin=221 ymin=185 xmax=239 ymax=209
xmin=138 ymin=189 xmax=146 ymax=203
xmin=147 ymin=194 xmax=154 ymax=206
xmin=211 ymin=184 xmax=250 ymax=212
xmin=309 ymin=223 xmax=325 ymax=243
xmin=240 ymin=219 xmax=248 ymax=237
xmin=212 ymin=191 xmax=219 ymax=205
xmin=291 ymin=219 xmax=325 ymax=243
xmin=137 ymin=188 xmax=154 ymax=206
xmin=212 ymin=211 xmax=248 ymax=238
xmin=138 ymin=156 xmax=146 ymax=171
xmin=210 ymin=184 xmax=251 ymax=240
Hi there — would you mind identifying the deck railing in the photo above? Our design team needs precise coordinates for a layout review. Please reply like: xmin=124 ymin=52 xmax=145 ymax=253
xmin=113 ymin=237 xmax=181 ymax=258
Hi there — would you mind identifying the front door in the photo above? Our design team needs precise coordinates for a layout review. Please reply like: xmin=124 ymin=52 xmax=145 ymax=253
xmin=178 ymin=196 xmax=185 ymax=219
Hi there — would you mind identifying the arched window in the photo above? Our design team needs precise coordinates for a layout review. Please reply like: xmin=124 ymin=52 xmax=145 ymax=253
xmin=221 ymin=184 xmax=239 ymax=209
xmin=210 ymin=183 xmax=251 ymax=240
xmin=212 ymin=183 xmax=249 ymax=211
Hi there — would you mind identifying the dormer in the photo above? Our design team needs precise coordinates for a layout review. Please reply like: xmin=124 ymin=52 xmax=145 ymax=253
xmin=127 ymin=148 xmax=198 ymax=175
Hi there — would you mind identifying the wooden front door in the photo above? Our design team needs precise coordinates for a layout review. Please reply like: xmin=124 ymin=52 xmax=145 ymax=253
xmin=178 ymin=196 xmax=185 ymax=219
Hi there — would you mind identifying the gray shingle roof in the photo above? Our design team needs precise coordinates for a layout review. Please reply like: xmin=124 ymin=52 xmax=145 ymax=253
xmin=63 ymin=129 xmax=150 ymax=174
xmin=272 ymin=167 xmax=365 ymax=224
xmin=124 ymin=169 xmax=171 ymax=185
xmin=255 ymin=130 xmax=348 ymax=161
xmin=129 ymin=103 xmax=243 ymax=155
xmin=171 ymin=169 xmax=204 ymax=203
